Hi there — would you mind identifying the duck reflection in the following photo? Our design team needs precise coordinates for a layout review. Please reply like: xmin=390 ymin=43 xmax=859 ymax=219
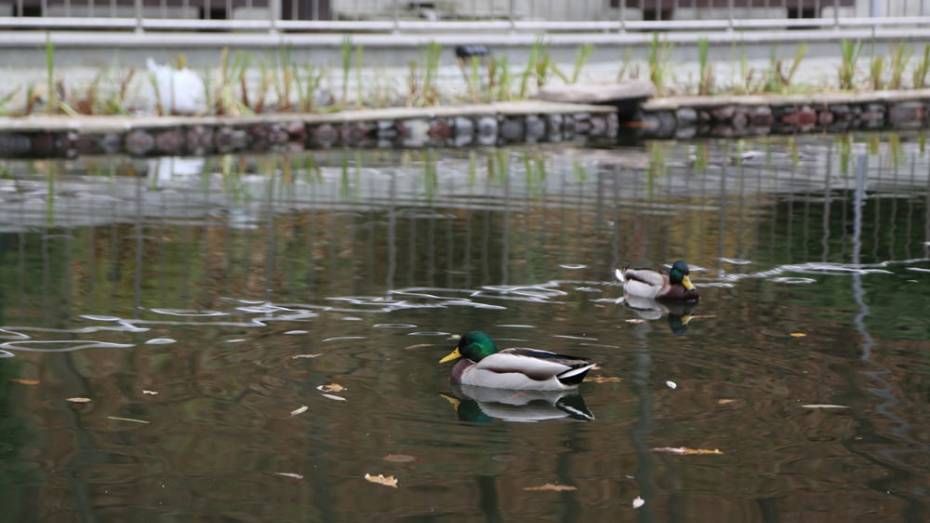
xmin=441 ymin=384 xmax=594 ymax=423
xmin=624 ymin=295 xmax=698 ymax=336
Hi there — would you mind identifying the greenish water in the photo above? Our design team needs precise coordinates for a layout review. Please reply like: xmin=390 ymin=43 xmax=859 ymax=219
xmin=1 ymin=136 xmax=929 ymax=521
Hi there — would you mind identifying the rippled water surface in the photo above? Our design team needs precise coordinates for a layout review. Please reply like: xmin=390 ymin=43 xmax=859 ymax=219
xmin=1 ymin=136 xmax=929 ymax=521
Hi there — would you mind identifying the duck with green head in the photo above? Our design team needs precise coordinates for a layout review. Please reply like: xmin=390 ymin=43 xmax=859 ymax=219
xmin=616 ymin=260 xmax=699 ymax=301
xmin=439 ymin=331 xmax=597 ymax=391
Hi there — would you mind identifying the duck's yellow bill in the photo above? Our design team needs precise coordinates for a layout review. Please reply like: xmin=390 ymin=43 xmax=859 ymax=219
xmin=439 ymin=347 xmax=462 ymax=364
xmin=682 ymin=275 xmax=695 ymax=291
xmin=681 ymin=314 xmax=694 ymax=325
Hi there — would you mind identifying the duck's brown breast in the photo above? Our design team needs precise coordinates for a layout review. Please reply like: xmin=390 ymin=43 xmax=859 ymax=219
xmin=451 ymin=359 xmax=474 ymax=384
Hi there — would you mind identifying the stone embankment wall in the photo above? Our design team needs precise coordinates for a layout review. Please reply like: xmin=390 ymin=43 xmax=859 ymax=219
xmin=637 ymin=91 xmax=930 ymax=139
xmin=0 ymin=102 xmax=619 ymax=158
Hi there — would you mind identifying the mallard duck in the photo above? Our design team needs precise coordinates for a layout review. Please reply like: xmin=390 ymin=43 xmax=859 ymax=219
xmin=441 ymin=385 xmax=594 ymax=423
xmin=438 ymin=331 xmax=596 ymax=391
xmin=616 ymin=260 xmax=699 ymax=301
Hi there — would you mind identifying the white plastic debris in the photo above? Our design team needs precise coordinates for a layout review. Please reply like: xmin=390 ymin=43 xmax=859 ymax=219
xmin=145 ymin=58 xmax=207 ymax=115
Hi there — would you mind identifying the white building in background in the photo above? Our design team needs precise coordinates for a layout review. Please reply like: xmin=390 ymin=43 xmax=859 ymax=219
xmin=1 ymin=0 xmax=923 ymax=20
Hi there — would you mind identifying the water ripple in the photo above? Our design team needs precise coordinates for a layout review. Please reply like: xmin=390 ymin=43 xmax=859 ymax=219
xmin=1 ymin=340 xmax=135 ymax=352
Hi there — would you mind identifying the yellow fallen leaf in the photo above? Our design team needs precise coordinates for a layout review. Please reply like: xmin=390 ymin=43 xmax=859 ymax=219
xmin=12 ymin=379 xmax=40 ymax=385
xmin=292 ymin=353 xmax=322 ymax=359
xmin=364 ymin=473 xmax=398 ymax=488
xmin=789 ymin=332 xmax=807 ymax=338
xmin=383 ymin=454 xmax=417 ymax=463
xmin=588 ymin=376 xmax=623 ymax=384
xmin=652 ymin=447 xmax=724 ymax=455
xmin=66 ymin=397 xmax=92 ymax=403
xmin=142 ymin=390 xmax=159 ymax=396
xmin=523 ymin=483 xmax=577 ymax=492
xmin=290 ymin=405 xmax=309 ymax=416
xmin=625 ymin=319 xmax=645 ymax=324
xmin=717 ymin=399 xmax=736 ymax=405
xmin=317 ymin=383 xmax=346 ymax=393
xmin=320 ymin=393 xmax=346 ymax=401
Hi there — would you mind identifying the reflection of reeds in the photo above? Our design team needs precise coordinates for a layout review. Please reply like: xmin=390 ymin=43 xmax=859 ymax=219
xmin=424 ymin=149 xmax=438 ymax=200
xmin=838 ymin=134 xmax=852 ymax=176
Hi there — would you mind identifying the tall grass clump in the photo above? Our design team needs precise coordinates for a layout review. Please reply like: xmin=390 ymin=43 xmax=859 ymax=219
xmin=697 ymin=38 xmax=714 ymax=95
xmin=914 ymin=44 xmax=930 ymax=89
xmin=888 ymin=43 xmax=911 ymax=90
xmin=649 ymin=34 xmax=672 ymax=95
xmin=341 ymin=35 xmax=353 ymax=103
xmin=570 ymin=43 xmax=593 ymax=84
xmin=518 ymin=41 xmax=538 ymax=98
xmin=838 ymin=40 xmax=861 ymax=90
xmin=869 ymin=55 xmax=885 ymax=90
xmin=764 ymin=44 xmax=807 ymax=94
xmin=45 ymin=34 xmax=57 ymax=114
xmin=422 ymin=41 xmax=442 ymax=106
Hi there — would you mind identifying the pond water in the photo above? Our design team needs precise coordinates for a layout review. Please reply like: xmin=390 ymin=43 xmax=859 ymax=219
xmin=1 ymin=135 xmax=929 ymax=521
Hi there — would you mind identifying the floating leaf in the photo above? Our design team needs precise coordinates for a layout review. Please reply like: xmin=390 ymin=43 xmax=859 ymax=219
xmin=524 ymin=483 xmax=577 ymax=492
xmin=12 ymin=378 xmax=39 ymax=385
xmin=625 ymin=319 xmax=645 ymax=324
xmin=290 ymin=405 xmax=309 ymax=416
xmin=292 ymin=353 xmax=322 ymax=359
xmin=142 ymin=390 xmax=159 ymax=396
xmin=588 ymin=376 xmax=622 ymax=384
xmin=633 ymin=496 xmax=645 ymax=509
xmin=652 ymin=447 xmax=724 ymax=455
xmin=364 ymin=473 xmax=398 ymax=488
xmin=665 ymin=380 xmax=677 ymax=389
xmin=107 ymin=416 xmax=150 ymax=424
xmin=321 ymin=393 xmax=347 ymax=401
xmin=285 ymin=330 xmax=308 ymax=335
xmin=717 ymin=399 xmax=735 ymax=405
xmin=801 ymin=404 xmax=848 ymax=409
xmin=274 ymin=472 xmax=304 ymax=480
xmin=66 ymin=397 xmax=91 ymax=403
xmin=317 ymin=383 xmax=346 ymax=393
xmin=789 ymin=332 xmax=807 ymax=338
xmin=383 ymin=454 xmax=416 ymax=463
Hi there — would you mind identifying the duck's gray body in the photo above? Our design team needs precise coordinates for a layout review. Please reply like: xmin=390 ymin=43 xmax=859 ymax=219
xmin=451 ymin=348 xmax=595 ymax=391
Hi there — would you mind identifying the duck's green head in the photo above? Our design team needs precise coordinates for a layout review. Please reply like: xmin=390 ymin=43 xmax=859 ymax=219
xmin=669 ymin=260 xmax=696 ymax=291
xmin=439 ymin=331 xmax=498 ymax=364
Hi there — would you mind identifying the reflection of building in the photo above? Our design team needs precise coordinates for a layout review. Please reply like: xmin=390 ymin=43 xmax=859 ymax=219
xmin=3 ymin=0 xmax=919 ymax=21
